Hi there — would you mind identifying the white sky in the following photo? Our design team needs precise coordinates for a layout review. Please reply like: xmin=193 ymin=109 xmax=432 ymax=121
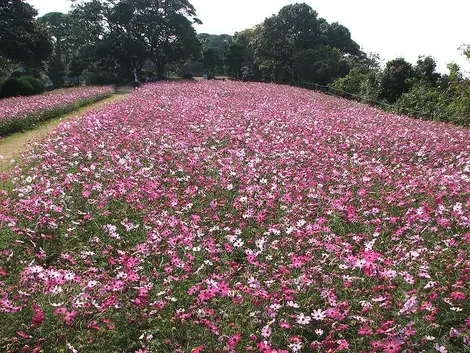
xmin=26 ymin=0 xmax=470 ymax=74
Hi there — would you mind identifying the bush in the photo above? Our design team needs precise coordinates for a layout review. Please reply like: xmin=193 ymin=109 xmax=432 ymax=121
xmin=20 ymin=76 xmax=45 ymax=95
xmin=0 ymin=78 xmax=34 ymax=98
xmin=182 ymin=72 xmax=194 ymax=79
xmin=330 ymin=70 xmax=381 ymax=104
xmin=394 ymin=81 xmax=446 ymax=121
xmin=394 ymin=78 xmax=470 ymax=125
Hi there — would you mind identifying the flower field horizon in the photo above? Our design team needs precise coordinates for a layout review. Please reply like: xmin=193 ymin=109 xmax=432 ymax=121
xmin=0 ymin=81 xmax=469 ymax=352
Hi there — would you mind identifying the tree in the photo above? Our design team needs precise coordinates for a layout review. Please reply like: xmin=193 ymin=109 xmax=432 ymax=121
xmin=198 ymin=33 xmax=232 ymax=59
xmin=414 ymin=56 xmax=440 ymax=86
xmin=330 ymin=52 xmax=382 ymax=102
xmin=0 ymin=0 xmax=52 ymax=67
xmin=275 ymin=3 xmax=320 ymax=50
xmin=38 ymin=12 xmax=74 ymax=87
xmin=323 ymin=22 xmax=361 ymax=56
xmin=69 ymin=0 xmax=201 ymax=80
xmin=292 ymin=47 xmax=349 ymax=85
xmin=69 ymin=0 xmax=117 ymax=78
xmin=253 ymin=11 xmax=297 ymax=81
xmin=379 ymin=58 xmax=414 ymax=103
xmin=0 ymin=56 xmax=15 ymax=78
xmin=38 ymin=12 xmax=72 ymax=64
xmin=394 ymin=62 xmax=470 ymax=124
xmin=202 ymin=48 xmax=220 ymax=76
xmin=225 ymin=43 xmax=246 ymax=79
xmin=461 ymin=44 xmax=470 ymax=60
xmin=251 ymin=3 xmax=362 ymax=84
xmin=69 ymin=59 xmax=84 ymax=85
xmin=47 ymin=60 xmax=66 ymax=87
xmin=230 ymin=27 xmax=260 ymax=79
xmin=198 ymin=33 xmax=232 ymax=75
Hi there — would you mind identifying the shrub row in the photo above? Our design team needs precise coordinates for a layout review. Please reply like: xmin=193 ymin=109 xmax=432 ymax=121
xmin=0 ymin=77 xmax=45 ymax=98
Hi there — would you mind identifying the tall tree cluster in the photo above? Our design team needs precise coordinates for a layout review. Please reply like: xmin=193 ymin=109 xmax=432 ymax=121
xmin=2 ymin=1 xmax=362 ymax=87
xmin=1 ymin=0 xmax=202 ymax=85
xmin=38 ymin=0 xmax=201 ymax=85
xmin=223 ymin=3 xmax=362 ymax=84
xmin=183 ymin=4 xmax=362 ymax=84
xmin=0 ymin=0 xmax=52 ymax=76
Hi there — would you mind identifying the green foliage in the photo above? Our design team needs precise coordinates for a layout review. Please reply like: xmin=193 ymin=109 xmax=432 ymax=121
xmin=35 ymin=0 xmax=202 ymax=84
xmin=292 ymin=47 xmax=349 ymax=85
xmin=394 ymin=76 xmax=470 ymax=125
xmin=0 ymin=1 xmax=52 ymax=66
xmin=331 ymin=53 xmax=470 ymax=125
xmin=330 ymin=52 xmax=382 ymax=103
xmin=202 ymin=48 xmax=221 ymax=75
xmin=414 ymin=56 xmax=440 ymax=87
xmin=88 ymin=71 xmax=118 ymax=86
xmin=330 ymin=68 xmax=370 ymax=97
xmin=394 ymin=81 xmax=446 ymax=120
xmin=47 ymin=60 xmax=66 ymax=88
xmin=38 ymin=12 xmax=72 ymax=64
xmin=439 ymin=63 xmax=470 ymax=124
xmin=176 ymin=59 xmax=203 ymax=77
xmin=324 ymin=22 xmax=361 ymax=56
xmin=20 ymin=76 xmax=45 ymax=95
xmin=68 ymin=0 xmax=201 ymax=81
xmin=331 ymin=70 xmax=382 ymax=104
xmin=198 ymin=33 xmax=232 ymax=61
xmin=379 ymin=57 xmax=415 ymax=103
xmin=225 ymin=43 xmax=247 ymax=78
xmin=0 ymin=56 xmax=15 ymax=78
xmin=0 ymin=78 xmax=34 ymax=98
xmin=393 ymin=62 xmax=470 ymax=124
xmin=182 ymin=72 xmax=194 ymax=79
xmin=252 ymin=3 xmax=362 ymax=84
xmin=38 ymin=12 xmax=74 ymax=86
xmin=68 ymin=59 xmax=84 ymax=85
xmin=461 ymin=44 xmax=470 ymax=60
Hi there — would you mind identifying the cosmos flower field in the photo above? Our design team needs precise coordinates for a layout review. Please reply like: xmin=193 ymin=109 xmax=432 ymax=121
xmin=0 ymin=86 xmax=114 ymax=136
xmin=0 ymin=81 xmax=469 ymax=352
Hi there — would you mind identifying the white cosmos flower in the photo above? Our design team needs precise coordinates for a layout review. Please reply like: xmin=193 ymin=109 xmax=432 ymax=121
xmin=296 ymin=313 xmax=311 ymax=325
xmin=311 ymin=309 xmax=326 ymax=321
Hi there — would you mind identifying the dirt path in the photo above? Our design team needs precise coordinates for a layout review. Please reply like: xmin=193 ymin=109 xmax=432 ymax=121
xmin=0 ymin=93 xmax=129 ymax=172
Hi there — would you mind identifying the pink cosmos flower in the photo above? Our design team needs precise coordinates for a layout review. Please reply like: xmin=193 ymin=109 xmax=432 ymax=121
xmin=2 ymin=81 xmax=470 ymax=352
xmin=261 ymin=325 xmax=272 ymax=338
xmin=31 ymin=303 xmax=45 ymax=327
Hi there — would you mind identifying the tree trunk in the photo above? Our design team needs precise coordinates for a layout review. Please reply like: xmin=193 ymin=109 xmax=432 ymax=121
xmin=156 ymin=56 xmax=167 ymax=80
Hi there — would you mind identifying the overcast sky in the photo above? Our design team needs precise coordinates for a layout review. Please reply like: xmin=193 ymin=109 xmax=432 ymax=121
xmin=26 ymin=0 xmax=470 ymax=74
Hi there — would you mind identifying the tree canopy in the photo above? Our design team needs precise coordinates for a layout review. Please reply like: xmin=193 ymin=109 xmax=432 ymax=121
xmin=226 ymin=3 xmax=363 ymax=84
xmin=379 ymin=57 xmax=415 ymax=103
xmin=68 ymin=0 xmax=201 ymax=80
xmin=0 ymin=0 xmax=52 ymax=67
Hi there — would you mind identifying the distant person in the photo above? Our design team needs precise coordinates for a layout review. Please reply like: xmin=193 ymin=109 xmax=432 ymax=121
xmin=241 ymin=66 xmax=253 ymax=82
xmin=132 ymin=69 xmax=140 ymax=88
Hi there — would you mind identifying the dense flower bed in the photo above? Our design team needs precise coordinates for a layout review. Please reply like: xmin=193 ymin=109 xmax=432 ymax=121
xmin=0 ymin=86 xmax=114 ymax=136
xmin=0 ymin=82 xmax=469 ymax=352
